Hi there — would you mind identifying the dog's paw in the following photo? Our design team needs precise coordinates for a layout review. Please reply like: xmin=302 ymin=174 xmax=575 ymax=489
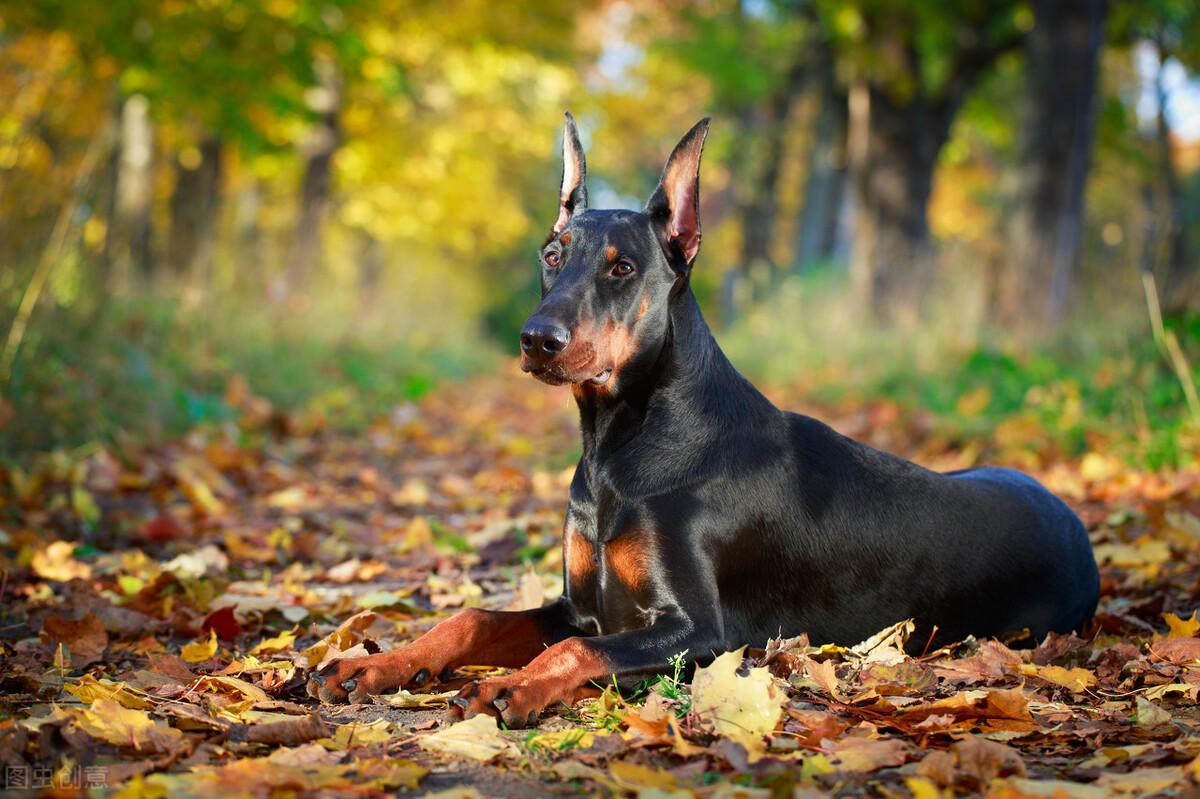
xmin=306 ymin=653 xmax=432 ymax=704
xmin=444 ymin=678 xmax=543 ymax=728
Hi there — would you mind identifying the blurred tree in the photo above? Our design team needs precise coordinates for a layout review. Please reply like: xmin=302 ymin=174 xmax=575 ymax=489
xmin=286 ymin=55 xmax=340 ymax=294
xmin=105 ymin=94 xmax=155 ymax=281
xmin=167 ymin=136 xmax=223 ymax=281
xmin=660 ymin=0 xmax=811 ymax=319
xmin=823 ymin=0 xmax=1027 ymax=325
xmin=793 ymin=13 xmax=848 ymax=271
xmin=1111 ymin=1 xmax=1200 ymax=316
xmin=1000 ymin=0 xmax=1108 ymax=333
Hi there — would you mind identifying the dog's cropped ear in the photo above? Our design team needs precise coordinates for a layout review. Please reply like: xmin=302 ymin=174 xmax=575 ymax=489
xmin=645 ymin=117 xmax=710 ymax=268
xmin=553 ymin=111 xmax=588 ymax=234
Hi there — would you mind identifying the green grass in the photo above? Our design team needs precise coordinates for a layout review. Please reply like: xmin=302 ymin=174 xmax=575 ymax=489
xmin=1 ymin=290 xmax=498 ymax=457
xmin=5 ymin=263 xmax=1197 ymax=470
xmin=717 ymin=268 xmax=1200 ymax=469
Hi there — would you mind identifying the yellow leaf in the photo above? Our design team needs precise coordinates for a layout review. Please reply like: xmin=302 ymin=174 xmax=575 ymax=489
xmin=691 ymin=647 xmax=784 ymax=761
xmin=67 ymin=675 xmax=152 ymax=709
xmin=74 ymin=698 xmax=184 ymax=751
xmin=1164 ymin=611 xmax=1200 ymax=639
xmin=31 ymin=540 xmax=92 ymax=581
xmin=250 ymin=627 xmax=300 ymax=655
xmin=71 ymin=485 xmax=101 ymax=526
xmin=1039 ymin=664 xmax=1097 ymax=693
xmin=197 ymin=675 xmax=270 ymax=703
xmin=376 ymin=690 xmax=454 ymax=710
xmin=181 ymin=629 xmax=218 ymax=663
xmin=417 ymin=714 xmax=517 ymax=762
xmin=266 ymin=486 xmax=308 ymax=509
xmin=525 ymin=728 xmax=595 ymax=751
xmin=321 ymin=719 xmax=394 ymax=750
xmin=904 ymin=776 xmax=949 ymax=799
xmin=180 ymin=474 xmax=225 ymax=515
xmin=608 ymin=760 xmax=678 ymax=791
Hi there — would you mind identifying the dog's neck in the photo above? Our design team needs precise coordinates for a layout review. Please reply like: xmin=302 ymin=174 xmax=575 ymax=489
xmin=572 ymin=288 xmax=772 ymax=462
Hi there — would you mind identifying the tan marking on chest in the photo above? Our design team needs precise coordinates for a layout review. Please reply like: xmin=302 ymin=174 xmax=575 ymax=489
xmin=605 ymin=530 xmax=658 ymax=593
xmin=565 ymin=523 xmax=595 ymax=584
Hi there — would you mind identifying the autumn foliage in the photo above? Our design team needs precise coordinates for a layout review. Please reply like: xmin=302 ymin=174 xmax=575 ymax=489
xmin=2 ymin=371 xmax=1200 ymax=796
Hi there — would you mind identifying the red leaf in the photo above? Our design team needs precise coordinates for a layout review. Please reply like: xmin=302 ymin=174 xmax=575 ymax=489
xmin=202 ymin=606 xmax=241 ymax=642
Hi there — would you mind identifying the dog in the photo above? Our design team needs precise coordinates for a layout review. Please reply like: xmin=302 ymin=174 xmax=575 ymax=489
xmin=307 ymin=114 xmax=1100 ymax=728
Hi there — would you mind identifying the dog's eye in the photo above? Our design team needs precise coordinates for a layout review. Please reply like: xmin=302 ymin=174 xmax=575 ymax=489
xmin=612 ymin=261 xmax=634 ymax=277
xmin=544 ymin=252 xmax=561 ymax=268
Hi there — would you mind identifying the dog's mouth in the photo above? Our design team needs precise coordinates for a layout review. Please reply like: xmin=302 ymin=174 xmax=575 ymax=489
xmin=521 ymin=356 xmax=613 ymax=387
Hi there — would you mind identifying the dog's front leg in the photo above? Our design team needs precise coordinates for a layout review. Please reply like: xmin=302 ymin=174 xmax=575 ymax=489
xmin=307 ymin=599 xmax=583 ymax=704
xmin=446 ymin=615 xmax=721 ymax=728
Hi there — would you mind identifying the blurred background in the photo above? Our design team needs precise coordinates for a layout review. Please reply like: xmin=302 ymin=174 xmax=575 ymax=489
xmin=1 ymin=0 xmax=1198 ymax=465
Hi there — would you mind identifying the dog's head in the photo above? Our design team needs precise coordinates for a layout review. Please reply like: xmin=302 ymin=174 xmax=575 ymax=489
xmin=519 ymin=113 xmax=710 ymax=396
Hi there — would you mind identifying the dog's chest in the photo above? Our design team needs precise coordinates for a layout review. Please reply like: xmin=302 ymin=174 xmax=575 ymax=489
xmin=561 ymin=501 xmax=665 ymax=636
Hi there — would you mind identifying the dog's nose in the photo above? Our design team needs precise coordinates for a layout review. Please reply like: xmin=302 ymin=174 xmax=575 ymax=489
xmin=520 ymin=319 xmax=571 ymax=360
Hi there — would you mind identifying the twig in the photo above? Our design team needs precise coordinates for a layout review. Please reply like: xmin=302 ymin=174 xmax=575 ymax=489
xmin=1143 ymin=271 xmax=1200 ymax=426
xmin=1 ymin=127 xmax=106 ymax=386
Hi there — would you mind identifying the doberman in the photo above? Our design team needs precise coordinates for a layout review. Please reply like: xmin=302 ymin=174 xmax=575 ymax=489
xmin=308 ymin=114 xmax=1100 ymax=728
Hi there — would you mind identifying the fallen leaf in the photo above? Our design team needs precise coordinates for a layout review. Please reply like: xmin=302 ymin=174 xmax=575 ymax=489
xmin=1092 ymin=766 xmax=1185 ymax=794
xmin=74 ymin=698 xmax=184 ymax=752
xmin=953 ymin=735 xmax=1026 ymax=783
xmin=31 ymin=541 xmax=92 ymax=581
xmin=822 ymin=736 xmax=909 ymax=772
xmin=608 ymin=760 xmax=678 ymax=791
xmin=201 ymin=606 xmax=242 ymax=642
xmin=1163 ymin=611 xmax=1199 ymax=639
xmin=1038 ymin=664 xmax=1097 ymax=693
xmin=418 ymin=714 xmax=517 ymax=762
xmin=691 ymin=648 xmax=785 ymax=759
xmin=1150 ymin=637 xmax=1200 ymax=664
xmin=40 ymin=610 xmax=107 ymax=667
xmin=1135 ymin=695 xmax=1172 ymax=730
xmin=180 ymin=629 xmax=219 ymax=663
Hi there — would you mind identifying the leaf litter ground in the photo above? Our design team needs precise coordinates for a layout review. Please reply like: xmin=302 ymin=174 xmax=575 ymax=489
xmin=3 ymin=370 xmax=1200 ymax=797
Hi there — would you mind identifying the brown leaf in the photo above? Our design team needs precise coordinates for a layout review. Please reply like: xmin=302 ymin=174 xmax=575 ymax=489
xmin=915 ymin=749 xmax=957 ymax=786
xmin=234 ymin=713 xmax=331 ymax=745
xmin=1151 ymin=637 xmax=1200 ymax=664
xmin=898 ymin=687 xmax=1033 ymax=724
xmin=822 ymin=736 xmax=909 ymax=772
xmin=40 ymin=610 xmax=107 ymax=667
xmin=953 ymin=735 xmax=1026 ymax=784
xmin=149 ymin=654 xmax=200 ymax=684
xmin=803 ymin=657 xmax=844 ymax=700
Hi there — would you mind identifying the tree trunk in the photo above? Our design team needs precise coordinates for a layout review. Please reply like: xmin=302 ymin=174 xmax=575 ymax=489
xmin=794 ymin=35 xmax=848 ymax=269
xmin=739 ymin=60 xmax=806 ymax=272
xmin=167 ymin=136 xmax=224 ymax=284
xmin=848 ymin=83 xmax=952 ymax=325
xmin=1151 ymin=35 xmax=1197 ymax=316
xmin=286 ymin=58 xmax=341 ymax=294
xmin=106 ymin=94 xmax=155 ymax=281
xmin=999 ymin=0 xmax=1107 ymax=331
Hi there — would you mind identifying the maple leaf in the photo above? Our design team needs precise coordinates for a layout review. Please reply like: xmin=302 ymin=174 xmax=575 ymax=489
xmin=180 ymin=629 xmax=219 ymax=663
xmin=691 ymin=648 xmax=785 ymax=760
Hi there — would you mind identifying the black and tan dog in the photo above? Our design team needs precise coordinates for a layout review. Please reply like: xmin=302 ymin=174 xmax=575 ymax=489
xmin=308 ymin=114 xmax=1099 ymax=727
